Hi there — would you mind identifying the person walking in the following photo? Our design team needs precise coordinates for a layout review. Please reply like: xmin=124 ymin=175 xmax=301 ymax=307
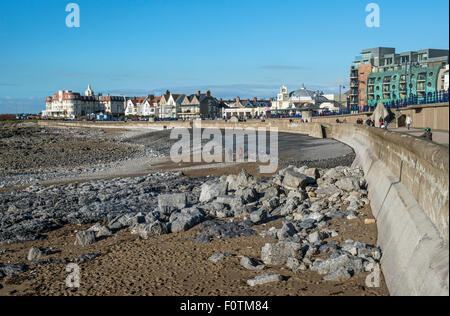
xmin=406 ymin=115 xmax=412 ymax=130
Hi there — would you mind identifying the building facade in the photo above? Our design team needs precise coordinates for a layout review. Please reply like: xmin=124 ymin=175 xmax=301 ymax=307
xmin=43 ymin=85 xmax=125 ymax=118
xmin=178 ymin=91 xmax=220 ymax=120
xmin=350 ymin=47 xmax=449 ymax=109
xmin=222 ymin=97 xmax=272 ymax=119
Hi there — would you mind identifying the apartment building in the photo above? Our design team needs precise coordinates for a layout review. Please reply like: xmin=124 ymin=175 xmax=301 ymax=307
xmin=350 ymin=47 xmax=449 ymax=109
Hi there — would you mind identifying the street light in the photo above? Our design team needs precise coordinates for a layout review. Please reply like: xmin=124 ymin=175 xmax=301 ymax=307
xmin=339 ymin=85 xmax=345 ymax=110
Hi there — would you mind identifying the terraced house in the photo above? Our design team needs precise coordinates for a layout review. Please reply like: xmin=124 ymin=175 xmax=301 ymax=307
xmin=159 ymin=91 xmax=185 ymax=119
xmin=222 ymin=97 xmax=272 ymax=119
xmin=178 ymin=90 xmax=220 ymax=120
xmin=124 ymin=95 xmax=161 ymax=117
xmin=350 ymin=47 xmax=449 ymax=110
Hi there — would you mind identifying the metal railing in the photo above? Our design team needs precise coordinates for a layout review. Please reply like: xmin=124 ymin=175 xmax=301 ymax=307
xmin=312 ymin=89 xmax=449 ymax=117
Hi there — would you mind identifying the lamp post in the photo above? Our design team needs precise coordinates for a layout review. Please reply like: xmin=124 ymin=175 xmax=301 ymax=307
xmin=339 ymin=85 xmax=345 ymax=111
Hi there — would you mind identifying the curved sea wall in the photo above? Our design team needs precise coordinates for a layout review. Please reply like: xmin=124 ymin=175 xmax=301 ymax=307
xmin=38 ymin=119 xmax=449 ymax=295
xmin=324 ymin=123 xmax=449 ymax=296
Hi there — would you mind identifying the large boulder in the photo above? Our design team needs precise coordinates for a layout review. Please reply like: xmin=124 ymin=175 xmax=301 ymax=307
xmin=311 ymin=251 xmax=364 ymax=279
xmin=170 ymin=208 xmax=205 ymax=233
xmin=227 ymin=169 xmax=252 ymax=191
xmin=261 ymin=241 xmax=303 ymax=265
xmin=303 ymin=168 xmax=320 ymax=180
xmin=158 ymin=193 xmax=188 ymax=214
xmin=250 ymin=209 xmax=268 ymax=224
xmin=235 ymin=188 xmax=258 ymax=204
xmin=315 ymin=184 xmax=340 ymax=196
xmin=335 ymin=177 xmax=361 ymax=192
xmin=74 ymin=230 xmax=96 ymax=247
xmin=282 ymin=170 xmax=308 ymax=191
xmin=247 ymin=274 xmax=282 ymax=286
xmin=276 ymin=222 xmax=297 ymax=241
xmin=199 ymin=181 xmax=228 ymax=203
xmin=137 ymin=221 xmax=169 ymax=239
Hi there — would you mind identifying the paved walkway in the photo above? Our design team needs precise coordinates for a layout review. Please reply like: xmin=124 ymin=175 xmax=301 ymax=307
xmin=389 ymin=127 xmax=449 ymax=147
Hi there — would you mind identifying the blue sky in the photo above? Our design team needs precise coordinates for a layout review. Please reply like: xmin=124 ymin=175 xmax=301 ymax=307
xmin=0 ymin=0 xmax=448 ymax=113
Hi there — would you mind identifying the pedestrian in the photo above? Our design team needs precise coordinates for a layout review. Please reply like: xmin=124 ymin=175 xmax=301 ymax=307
xmin=420 ymin=128 xmax=433 ymax=141
xmin=379 ymin=118 xmax=383 ymax=128
xmin=406 ymin=115 xmax=412 ymax=130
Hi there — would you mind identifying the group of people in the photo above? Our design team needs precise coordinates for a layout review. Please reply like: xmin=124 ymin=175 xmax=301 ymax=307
xmin=356 ymin=118 xmax=388 ymax=129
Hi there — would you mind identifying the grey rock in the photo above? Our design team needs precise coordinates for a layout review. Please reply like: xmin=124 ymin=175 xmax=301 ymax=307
xmin=308 ymin=231 xmax=325 ymax=244
xmin=263 ymin=186 xmax=280 ymax=200
xmin=311 ymin=252 xmax=363 ymax=277
xmin=227 ymin=169 xmax=252 ymax=191
xmin=250 ymin=209 xmax=267 ymax=224
xmin=240 ymin=256 xmax=265 ymax=271
xmin=262 ymin=197 xmax=280 ymax=212
xmin=170 ymin=208 xmax=205 ymax=233
xmin=27 ymin=246 xmax=45 ymax=261
xmin=277 ymin=222 xmax=297 ymax=241
xmin=158 ymin=193 xmax=187 ymax=214
xmin=247 ymin=274 xmax=283 ymax=286
xmin=138 ymin=221 xmax=168 ymax=239
xmin=95 ymin=226 xmax=113 ymax=238
xmin=296 ymin=219 xmax=317 ymax=231
xmin=195 ymin=220 xmax=255 ymax=242
xmin=200 ymin=181 xmax=228 ymax=203
xmin=74 ymin=230 xmax=96 ymax=247
xmin=75 ymin=253 xmax=100 ymax=263
xmin=0 ymin=262 xmax=28 ymax=277
xmin=303 ymin=168 xmax=320 ymax=180
xmin=216 ymin=208 xmax=234 ymax=219
xmin=208 ymin=253 xmax=233 ymax=263
xmin=286 ymin=257 xmax=302 ymax=272
xmin=315 ymin=184 xmax=340 ymax=196
xmin=282 ymin=170 xmax=308 ymax=191
xmin=323 ymin=266 xmax=352 ymax=281
xmin=235 ymin=188 xmax=258 ymax=204
xmin=261 ymin=241 xmax=303 ymax=265
xmin=215 ymin=196 xmax=235 ymax=205
xmin=335 ymin=177 xmax=361 ymax=192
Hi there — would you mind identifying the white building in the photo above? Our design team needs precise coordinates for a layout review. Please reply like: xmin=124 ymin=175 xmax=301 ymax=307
xmin=42 ymin=85 xmax=125 ymax=118
xmin=270 ymin=85 xmax=328 ymax=115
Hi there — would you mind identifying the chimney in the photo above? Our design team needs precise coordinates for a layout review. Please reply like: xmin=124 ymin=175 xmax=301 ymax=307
xmin=219 ymin=98 xmax=223 ymax=102
xmin=253 ymin=97 xmax=257 ymax=102
xmin=236 ymin=97 xmax=240 ymax=102
xmin=206 ymin=90 xmax=211 ymax=97
xmin=166 ymin=90 xmax=170 ymax=95
xmin=233 ymin=98 xmax=236 ymax=102
xmin=197 ymin=90 xmax=201 ymax=96
xmin=269 ymin=98 xmax=274 ymax=102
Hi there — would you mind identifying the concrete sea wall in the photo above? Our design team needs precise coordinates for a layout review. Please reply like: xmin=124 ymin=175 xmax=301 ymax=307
xmin=38 ymin=119 xmax=449 ymax=296
xmin=324 ymin=124 xmax=449 ymax=296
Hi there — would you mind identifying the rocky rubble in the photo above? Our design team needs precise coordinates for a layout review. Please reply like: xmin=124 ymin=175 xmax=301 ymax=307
xmin=0 ymin=164 xmax=382 ymax=283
